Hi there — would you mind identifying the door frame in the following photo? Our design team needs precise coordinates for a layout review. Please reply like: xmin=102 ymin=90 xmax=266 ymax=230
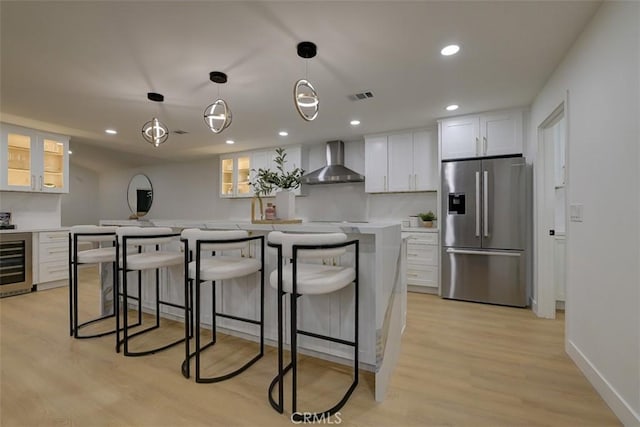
xmin=534 ymin=98 xmax=568 ymax=319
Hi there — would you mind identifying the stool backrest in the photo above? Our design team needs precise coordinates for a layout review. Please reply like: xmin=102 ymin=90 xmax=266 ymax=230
xmin=268 ymin=231 xmax=348 ymax=259
xmin=181 ymin=229 xmax=250 ymax=253
xmin=69 ymin=225 xmax=117 ymax=242
xmin=116 ymin=226 xmax=176 ymax=246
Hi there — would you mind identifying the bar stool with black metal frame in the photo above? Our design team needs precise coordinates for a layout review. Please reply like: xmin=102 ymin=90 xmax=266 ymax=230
xmin=68 ymin=225 xmax=121 ymax=339
xmin=267 ymin=231 xmax=359 ymax=421
xmin=116 ymin=226 xmax=186 ymax=357
xmin=180 ymin=228 xmax=265 ymax=383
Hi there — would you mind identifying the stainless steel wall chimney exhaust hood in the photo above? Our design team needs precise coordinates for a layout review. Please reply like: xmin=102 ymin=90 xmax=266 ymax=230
xmin=301 ymin=140 xmax=365 ymax=184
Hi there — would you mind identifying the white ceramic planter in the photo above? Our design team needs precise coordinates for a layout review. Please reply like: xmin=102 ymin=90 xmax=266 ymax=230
xmin=275 ymin=190 xmax=295 ymax=219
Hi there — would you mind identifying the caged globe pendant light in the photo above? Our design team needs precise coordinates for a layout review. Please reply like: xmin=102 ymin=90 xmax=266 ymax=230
xmin=141 ymin=92 xmax=169 ymax=147
xmin=294 ymin=41 xmax=319 ymax=121
xmin=204 ymin=71 xmax=232 ymax=134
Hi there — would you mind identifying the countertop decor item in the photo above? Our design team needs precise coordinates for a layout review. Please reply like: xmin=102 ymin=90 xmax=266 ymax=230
xmin=203 ymin=71 xmax=232 ymax=134
xmin=250 ymin=147 xmax=304 ymax=220
xmin=418 ymin=211 xmax=436 ymax=228
xmin=141 ymin=92 xmax=169 ymax=147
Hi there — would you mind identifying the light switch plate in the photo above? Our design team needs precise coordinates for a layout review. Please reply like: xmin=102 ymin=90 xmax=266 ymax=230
xmin=570 ymin=204 xmax=583 ymax=222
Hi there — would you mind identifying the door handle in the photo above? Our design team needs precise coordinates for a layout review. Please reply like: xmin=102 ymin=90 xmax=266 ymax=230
xmin=483 ymin=170 xmax=489 ymax=237
xmin=446 ymin=248 xmax=521 ymax=257
xmin=475 ymin=171 xmax=480 ymax=237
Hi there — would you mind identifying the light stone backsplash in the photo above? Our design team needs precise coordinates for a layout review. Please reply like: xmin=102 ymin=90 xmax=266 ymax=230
xmin=0 ymin=191 xmax=62 ymax=229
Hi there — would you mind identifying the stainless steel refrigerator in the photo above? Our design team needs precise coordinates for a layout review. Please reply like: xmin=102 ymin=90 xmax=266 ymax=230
xmin=441 ymin=156 xmax=528 ymax=307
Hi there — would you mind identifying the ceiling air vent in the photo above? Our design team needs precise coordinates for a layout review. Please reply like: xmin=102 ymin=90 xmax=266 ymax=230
xmin=173 ymin=130 xmax=189 ymax=135
xmin=348 ymin=91 xmax=374 ymax=101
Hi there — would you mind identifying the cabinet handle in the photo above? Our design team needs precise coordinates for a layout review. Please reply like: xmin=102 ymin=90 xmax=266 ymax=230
xmin=483 ymin=136 xmax=487 ymax=155
xmin=39 ymin=176 xmax=43 ymax=191
xmin=31 ymin=175 xmax=36 ymax=190
xmin=384 ymin=175 xmax=387 ymax=191
xmin=414 ymin=174 xmax=417 ymax=189
xmin=476 ymin=137 xmax=480 ymax=156
xmin=408 ymin=174 xmax=412 ymax=189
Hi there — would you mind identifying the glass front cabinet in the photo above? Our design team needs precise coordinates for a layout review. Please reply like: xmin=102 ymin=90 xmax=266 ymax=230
xmin=219 ymin=153 xmax=251 ymax=198
xmin=0 ymin=124 xmax=69 ymax=193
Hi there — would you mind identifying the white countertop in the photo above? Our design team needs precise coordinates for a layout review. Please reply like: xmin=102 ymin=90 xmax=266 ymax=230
xmin=401 ymin=226 xmax=439 ymax=233
xmin=100 ymin=219 xmax=400 ymax=235
xmin=0 ymin=227 xmax=69 ymax=234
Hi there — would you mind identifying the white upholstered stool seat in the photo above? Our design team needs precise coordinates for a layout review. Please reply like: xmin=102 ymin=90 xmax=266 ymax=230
xmin=69 ymin=225 xmax=119 ymax=339
xmin=267 ymin=231 xmax=359 ymax=420
xmin=115 ymin=226 xmax=185 ymax=357
xmin=189 ymin=256 xmax=262 ymax=282
xmin=269 ymin=263 xmax=355 ymax=295
xmin=180 ymin=228 xmax=265 ymax=383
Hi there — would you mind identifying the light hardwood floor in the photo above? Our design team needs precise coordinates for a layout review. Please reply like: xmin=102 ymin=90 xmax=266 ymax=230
xmin=0 ymin=268 xmax=620 ymax=426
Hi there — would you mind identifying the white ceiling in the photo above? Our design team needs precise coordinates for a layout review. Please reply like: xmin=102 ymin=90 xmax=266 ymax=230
xmin=0 ymin=1 xmax=600 ymax=172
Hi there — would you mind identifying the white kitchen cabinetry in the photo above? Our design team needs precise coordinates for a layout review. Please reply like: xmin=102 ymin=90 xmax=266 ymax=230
xmin=402 ymin=230 xmax=438 ymax=293
xmin=221 ymin=146 xmax=305 ymax=198
xmin=0 ymin=123 xmax=69 ymax=193
xmin=35 ymin=230 xmax=69 ymax=290
xmin=439 ymin=109 xmax=523 ymax=160
xmin=249 ymin=145 xmax=305 ymax=197
xmin=365 ymin=128 xmax=437 ymax=193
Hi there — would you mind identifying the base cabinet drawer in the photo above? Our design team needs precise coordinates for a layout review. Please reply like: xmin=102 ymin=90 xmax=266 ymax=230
xmin=39 ymin=260 xmax=68 ymax=283
xmin=407 ymin=266 xmax=438 ymax=288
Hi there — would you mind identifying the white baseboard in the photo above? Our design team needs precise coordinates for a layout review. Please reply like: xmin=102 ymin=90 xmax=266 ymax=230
xmin=567 ymin=340 xmax=640 ymax=426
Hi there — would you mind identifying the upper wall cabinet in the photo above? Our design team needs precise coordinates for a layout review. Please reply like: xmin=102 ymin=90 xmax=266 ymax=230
xmin=439 ymin=109 xmax=524 ymax=160
xmin=220 ymin=145 xmax=305 ymax=198
xmin=220 ymin=152 xmax=252 ymax=198
xmin=364 ymin=128 xmax=438 ymax=193
xmin=0 ymin=124 xmax=69 ymax=193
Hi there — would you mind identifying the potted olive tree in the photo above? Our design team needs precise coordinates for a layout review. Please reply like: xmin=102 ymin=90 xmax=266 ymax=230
xmin=250 ymin=147 xmax=304 ymax=220
xmin=418 ymin=211 xmax=437 ymax=228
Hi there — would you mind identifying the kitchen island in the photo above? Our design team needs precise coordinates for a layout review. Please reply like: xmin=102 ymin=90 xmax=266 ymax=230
xmin=100 ymin=219 xmax=405 ymax=401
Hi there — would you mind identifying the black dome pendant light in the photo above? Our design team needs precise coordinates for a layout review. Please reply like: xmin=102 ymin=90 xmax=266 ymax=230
xmin=294 ymin=41 xmax=319 ymax=121
xmin=141 ymin=92 xmax=169 ymax=147
xmin=204 ymin=71 xmax=232 ymax=134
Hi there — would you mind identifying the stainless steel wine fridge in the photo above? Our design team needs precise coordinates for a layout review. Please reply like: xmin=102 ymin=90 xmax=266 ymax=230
xmin=0 ymin=232 xmax=33 ymax=298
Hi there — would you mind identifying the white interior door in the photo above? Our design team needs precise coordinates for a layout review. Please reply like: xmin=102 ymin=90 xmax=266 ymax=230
xmin=535 ymin=104 xmax=566 ymax=319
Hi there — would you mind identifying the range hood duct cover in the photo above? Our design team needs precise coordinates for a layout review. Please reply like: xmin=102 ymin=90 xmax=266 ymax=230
xmin=301 ymin=140 xmax=365 ymax=184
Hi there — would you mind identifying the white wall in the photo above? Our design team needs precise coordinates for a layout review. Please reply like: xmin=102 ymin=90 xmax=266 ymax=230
xmin=529 ymin=2 xmax=639 ymax=424
xmin=0 ymin=191 xmax=61 ymax=229
xmin=97 ymin=140 xmax=438 ymax=224
xmin=61 ymin=162 xmax=100 ymax=226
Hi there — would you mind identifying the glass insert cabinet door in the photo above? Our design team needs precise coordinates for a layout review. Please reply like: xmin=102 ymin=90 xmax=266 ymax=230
xmin=219 ymin=154 xmax=251 ymax=197
xmin=6 ymin=130 xmax=34 ymax=189
xmin=41 ymin=137 xmax=65 ymax=190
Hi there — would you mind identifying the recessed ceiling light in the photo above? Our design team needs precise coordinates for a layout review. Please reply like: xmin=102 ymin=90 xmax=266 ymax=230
xmin=68 ymin=150 xmax=73 ymax=155
xmin=225 ymin=140 xmax=235 ymax=144
xmin=446 ymin=104 xmax=459 ymax=111
xmin=440 ymin=44 xmax=460 ymax=56
xmin=350 ymin=120 xmax=361 ymax=126
xmin=105 ymin=129 xmax=117 ymax=135
xmin=279 ymin=131 xmax=288 ymax=136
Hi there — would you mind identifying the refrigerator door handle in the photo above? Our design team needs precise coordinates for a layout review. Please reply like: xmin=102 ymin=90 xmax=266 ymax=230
xmin=446 ymin=248 xmax=522 ymax=257
xmin=483 ymin=170 xmax=489 ymax=237
xmin=475 ymin=171 xmax=480 ymax=237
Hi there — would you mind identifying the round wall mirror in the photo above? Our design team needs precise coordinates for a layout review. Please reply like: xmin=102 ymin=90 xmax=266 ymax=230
xmin=127 ymin=174 xmax=153 ymax=218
